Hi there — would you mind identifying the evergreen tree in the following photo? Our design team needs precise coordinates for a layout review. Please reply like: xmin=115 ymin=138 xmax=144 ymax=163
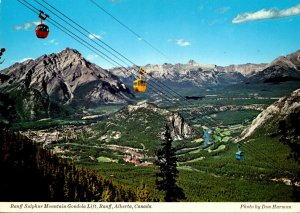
xmin=155 ymin=125 xmax=186 ymax=202
xmin=101 ymin=188 xmax=113 ymax=201
xmin=278 ymin=111 xmax=300 ymax=201
xmin=136 ymin=182 xmax=151 ymax=202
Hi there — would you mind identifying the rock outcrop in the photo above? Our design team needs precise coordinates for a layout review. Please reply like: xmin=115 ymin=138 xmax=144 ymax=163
xmin=240 ymin=88 xmax=300 ymax=140
xmin=168 ymin=112 xmax=193 ymax=140
xmin=127 ymin=102 xmax=193 ymax=140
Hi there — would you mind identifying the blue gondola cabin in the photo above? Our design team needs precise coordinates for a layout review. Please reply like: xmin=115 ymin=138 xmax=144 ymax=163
xmin=235 ymin=150 xmax=245 ymax=161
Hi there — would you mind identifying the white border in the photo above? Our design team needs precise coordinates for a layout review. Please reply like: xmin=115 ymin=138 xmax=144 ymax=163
xmin=0 ymin=202 xmax=300 ymax=213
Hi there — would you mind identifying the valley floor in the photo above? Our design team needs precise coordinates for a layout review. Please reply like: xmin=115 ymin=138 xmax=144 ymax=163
xmin=2 ymin=82 xmax=300 ymax=201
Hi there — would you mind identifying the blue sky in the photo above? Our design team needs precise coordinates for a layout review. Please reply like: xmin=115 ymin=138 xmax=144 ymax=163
xmin=0 ymin=0 xmax=300 ymax=69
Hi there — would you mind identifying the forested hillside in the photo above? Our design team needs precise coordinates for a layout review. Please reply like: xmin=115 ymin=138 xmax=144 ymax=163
xmin=0 ymin=131 xmax=157 ymax=201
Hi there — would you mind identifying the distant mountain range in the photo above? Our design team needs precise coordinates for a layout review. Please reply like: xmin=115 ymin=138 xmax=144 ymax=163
xmin=111 ymin=50 xmax=300 ymax=88
xmin=111 ymin=60 xmax=246 ymax=88
xmin=217 ymin=63 xmax=267 ymax=77
xmin=1 ymin=48 xmax=299 ymax=122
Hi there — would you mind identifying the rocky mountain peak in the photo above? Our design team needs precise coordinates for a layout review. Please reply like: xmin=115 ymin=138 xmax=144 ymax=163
xmin=50 ymin=48 xmax=88 ymax=70
xmin=188 ymin=59 xmax=198 ymax=66
xmin=58 ymin=48 xmax=83 ymax=60
xmin=247 ymin=50 xmax=300 ymax=83
xmin=270 ymin=56 xmax=297 ymax=70
xmin=0 ymin=48 xmax=134 ymax=120
xmin=268 ymin=50 xmax=300 ymax=70
xmin=60 ymin=47 xmax=81 ymax=55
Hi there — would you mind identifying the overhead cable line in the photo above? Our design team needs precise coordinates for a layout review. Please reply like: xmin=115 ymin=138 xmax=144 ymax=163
xmin=36 ymin=0 xmax=134 ymax=69
xmin=242 ymin=143 xmax=292 ymax=174
xmin=33 ymin=0 xmax=218 ymax=128
xmin=17 ymin=1 xmax=293 ymax=173
xmin=38 ymin=0 xmax=214 ymax=122
xmin=89 ymin=0 xmax=173 ymax=63
xmin=19 ymin=0 xmax=188 ymax=116
xmin=18 ymin=1 xmax=162 ymax=106
xmin=241 ymin=140 xmax=293 ymax=176
xmin=88 ymin=0 xmax=220 ymax=125
xmin=18 ymin=0 xmax=218 ymax=129
xmin=20 ymin=0 xmax=125 ymax=71
xmin=35 ymin=1 xmax=184 ymax=101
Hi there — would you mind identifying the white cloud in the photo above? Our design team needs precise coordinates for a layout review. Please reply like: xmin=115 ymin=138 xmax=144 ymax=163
xmin=20 ymin=58 xmax=33 ymax=63
xmin=233 ymin=4 xmax=300 ymax=24
xmin=14 ymin=26 xmax=22 ymax=31
xmin=49 ymin=39 xmax=57 ymax=44
xmin=15 ymin=23 xmax=33 ymax=31
xmin=23 ymin=22 xmax=32 ymax=30
xmin=32 ymin=21 xmax=41 ymax=26
xmin=14 ymin=21 xmax=40 ymax=31
xmin=44 ymin=39 xmax=59 ymax=46
xmin=175 ymin=39 xmax=191 ymax=47
xmin=88 ymin=33 xmax=101 ymax=40
xmin=86 ymin=54 xmax=99 ymax=62
xmin=11 ymin=58 xmax=33 ymax=64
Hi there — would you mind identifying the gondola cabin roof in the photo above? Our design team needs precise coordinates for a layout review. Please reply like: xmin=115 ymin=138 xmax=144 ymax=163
xmin=235 ymin=150 xmax=245 ymax=160
xmin=235 ymin=150 xmax=243 ymax=155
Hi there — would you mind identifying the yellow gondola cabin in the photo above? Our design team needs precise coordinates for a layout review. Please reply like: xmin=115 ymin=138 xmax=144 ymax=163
xmin=133 ymin=67 xmax=147 ymax=93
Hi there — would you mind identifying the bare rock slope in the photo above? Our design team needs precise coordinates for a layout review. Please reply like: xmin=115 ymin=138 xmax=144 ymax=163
xmin=240 ymin=88 xmax=300 ymax=140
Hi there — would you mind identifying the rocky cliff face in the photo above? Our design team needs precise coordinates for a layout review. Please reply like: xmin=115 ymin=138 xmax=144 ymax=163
xmin=167 ymin=112 xmax=193 ymax=140
xmin=240 ymin=88 xmax=300 ymax=140
xmin=0 ymin=48 xmax=134 ymax=120
xmin=127 ymin=102 xmax=193 ymax=140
